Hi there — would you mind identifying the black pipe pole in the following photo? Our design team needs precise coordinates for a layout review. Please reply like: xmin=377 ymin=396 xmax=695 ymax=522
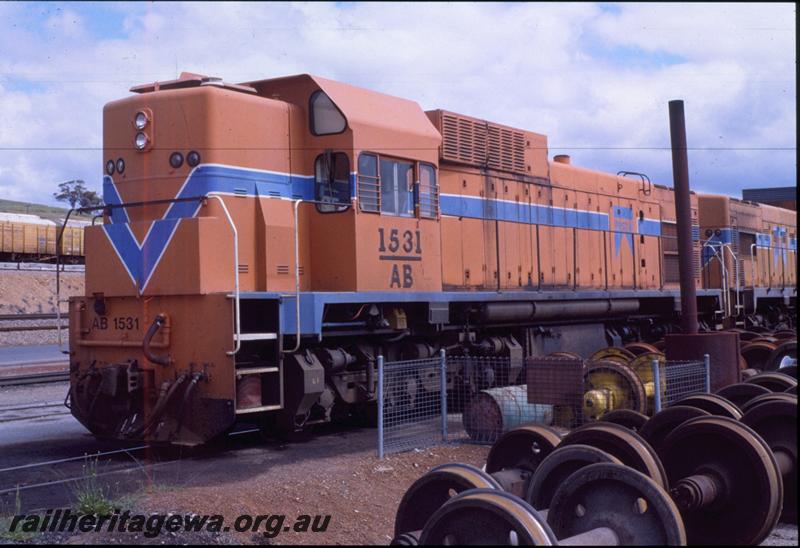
xmin=668 ymin=100 xmax=699 ymax=334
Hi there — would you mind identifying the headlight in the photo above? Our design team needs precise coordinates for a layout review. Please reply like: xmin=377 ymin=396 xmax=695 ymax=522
xmin=116 ymin=158 xmax=125 ymax=174
xmin=106 ymin=159 xmax=115 ymax=175
xmin=134 ymin=111 xmax=148 ymax=129
xmin=135 ymin=132 xmax=149 ymax=150
xmin=187 ymin=150 xmax=201 ymax=167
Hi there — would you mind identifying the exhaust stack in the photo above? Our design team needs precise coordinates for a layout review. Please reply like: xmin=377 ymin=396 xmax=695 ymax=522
xmin=668 ymin=100 xmax=699 ymax=334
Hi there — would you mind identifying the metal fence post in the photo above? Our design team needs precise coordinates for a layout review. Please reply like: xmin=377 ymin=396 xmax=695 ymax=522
xmin=652 ymin=359 xmax=662 ymax=413
xmin=440 ymin=348 xmax=447 ymax=442
xmin=377 ymin=355 xmax=384 ymax=459
xmin=703 ymin=354 xmax=711 ymax=393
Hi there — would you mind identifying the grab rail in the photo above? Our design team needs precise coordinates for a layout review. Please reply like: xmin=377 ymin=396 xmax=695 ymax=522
xmin=207 ymin=195 xmax=241 ymax=356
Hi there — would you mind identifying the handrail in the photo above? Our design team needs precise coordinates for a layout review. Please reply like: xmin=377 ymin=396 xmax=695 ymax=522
xmin=702 ymin=240 xmax=728 ymax=317
xmin=207 ymin=195 xmax=241 ymax=356
xmin=282 ymin=199 xmax=302 ymax=354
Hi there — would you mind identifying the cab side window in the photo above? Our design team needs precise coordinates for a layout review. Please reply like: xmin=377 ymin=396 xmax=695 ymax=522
xmin=315 ymin=152 xmax=350 ymax=213
xmin=379 ymin=157 xmax=414 ymax=217
xmin=418 ymin=163 xmax=438 ymax=218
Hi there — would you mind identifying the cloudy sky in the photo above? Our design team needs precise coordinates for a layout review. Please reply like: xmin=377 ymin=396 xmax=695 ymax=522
xmin=0 ymin=2 xmax=795 ymax=206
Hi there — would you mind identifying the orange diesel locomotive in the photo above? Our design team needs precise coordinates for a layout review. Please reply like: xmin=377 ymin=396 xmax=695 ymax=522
xmin=67 ymin=73 xmax=796 ymax=444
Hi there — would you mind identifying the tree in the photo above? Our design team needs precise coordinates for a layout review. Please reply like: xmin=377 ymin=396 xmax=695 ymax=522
xmin=53 ymin=180 xmax=103 ymax=209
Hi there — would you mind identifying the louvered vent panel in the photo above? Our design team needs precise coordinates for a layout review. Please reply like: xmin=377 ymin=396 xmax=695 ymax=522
xmin=438 ymin=112 xmax=526 ymax=174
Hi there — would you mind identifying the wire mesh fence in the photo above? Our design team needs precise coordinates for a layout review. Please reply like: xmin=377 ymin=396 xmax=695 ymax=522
xmin=377 ymin=351 xmax=710 ymax=457
xmin=377 ymin=354 xmax=445 ymax=457
xmin=653 ymin=355 xmax=710 ymax=412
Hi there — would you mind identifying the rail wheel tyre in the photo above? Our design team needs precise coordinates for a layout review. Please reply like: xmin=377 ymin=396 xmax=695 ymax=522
xmin=745 ymin=371 xmax=798 ymax=393
xmin=545 ymin=351 xmax=581 ymax=360
xmin=773 ymin=330 xmax=798 ymax=340
xmin=558 ymin=422 xmax=668 ymax=489
xmin=765 ymin=341 xmax=797 ymax=372
xmin=714 ymin=382 xmax=771 ymax=409
xmin=738 ymin=330 xmax=761 ymax=341
xmin=589 ymin=346 xmax=635 ymax=366
xmin=628 ymin=352 xmax=666 ymax=415
xmin=418 ymin=488 xmax=558 ymax=545
xmin=639 ymin=405 xmax=711 ymax=457
xmin=583 ymin=360 xmax=647 ymax=419
xmin=672 ymin=393 xmax=742 ymax=420
xmin=547 ymin=463 xmax=686 ymax=546
xmin=598 ymin=409 xmax=649 ymax=432
xmin=779 ymin=364 xmax=798 ymax=379
xmin=393 ymin=463 xmax=501 ymax=538
xmin=484 ymin=424 xmax=562 ymax=497
xmin=660 ymin=416 xmax=783 ymax=546
xmin=740 ymin=392 xmax=797 ymax=414
xmin=741 ymin=341 xmax=778 ymax=370
xmin=526 ymin=444 xmax=621 ymax=510
xmin=623 ymin=342 xmax=661 ymax=356
xmin=741 ymin=398 xmax=797 ymax=523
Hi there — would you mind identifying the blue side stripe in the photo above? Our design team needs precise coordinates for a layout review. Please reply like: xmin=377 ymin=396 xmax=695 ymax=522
xmin=440 ymin=195 xmax=613 ymax=231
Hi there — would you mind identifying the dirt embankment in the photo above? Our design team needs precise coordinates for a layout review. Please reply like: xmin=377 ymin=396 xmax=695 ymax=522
xmin=0 ymin=271 xmax=84 ymax=346
xmin=0 ymin=271 xmax=84 ymax=315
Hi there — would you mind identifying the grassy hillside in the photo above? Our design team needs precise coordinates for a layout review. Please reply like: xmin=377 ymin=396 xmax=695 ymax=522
xmin=0 ymin=198 xmax=92 ymax=221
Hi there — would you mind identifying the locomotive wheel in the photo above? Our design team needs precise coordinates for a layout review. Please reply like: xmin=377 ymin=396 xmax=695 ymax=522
xmin=714 ymin=382 xmax=771 ymax=409
xmin=738 ymin=330 xmax=762 ymax=341
xmin=741 ymin=341 xmax=779 ymax=370
xmin=547 ymin=463 xmax=686 ymax=546
xmin=393 ymin=463 xmax=501 ymax=537
xmin=741 ymin=398 xmax=797 ymax=523
xmin=766 ymin=341 xmax=797 ymax=372
xmin=653 ymin=339 xmax=666 ymax=351
xmin=745 ymin=371 xmax=798 ymax=393
xmin=583 ymin=360 xmax=647 ymax=419
xmin=660 ymin=416 xmax=783 ymax=546
xmin=526 ymin=444 xmax=621 ymax=510
xmin=418 ymin=488 xmax=558 ymax=545
xmin=639 ymin=405 xmax=711 ymax=456
xmin=787 ymin=385 xmax=797 ymax=395
xmin=599 ymin=409 xmax=649 ymax=432
xmin=623 ymin=342 xmax=661 ymax=356
xmin=749 ymin=326 xmax=772 ymax=333
xmin=673 ymin=393 xmax=742 ymax=420
xmin=773 ymin=330 xmax=798 ymax=340
xmin=559 ymin=422 xmax=668 ymax=489
xmin=629 ymin=352 xmax=666 ymax=415
xmin=589 ymin=346 xmax=635 ymax=365
xmin=740 ymin=392 xmax=797 ymax=414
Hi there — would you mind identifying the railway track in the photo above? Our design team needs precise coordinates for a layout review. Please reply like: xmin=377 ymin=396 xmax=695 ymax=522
xmin=0 ymin=426 xmax=262 ymax=513
xmin=0 ymin=371 xmax=70 ymax=387
xmin=0 ymin=262 xmax=84 ymax=272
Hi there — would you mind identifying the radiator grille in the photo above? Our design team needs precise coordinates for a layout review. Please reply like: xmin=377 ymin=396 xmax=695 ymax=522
xmin=440 ymin=112 xmax=526 ymax=174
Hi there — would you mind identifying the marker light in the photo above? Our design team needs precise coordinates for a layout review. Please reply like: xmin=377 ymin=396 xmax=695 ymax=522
xmin=135 ymin=132 xmax=149 ymax=150
xmin=169 ymin=152 xmax=184 ymax=169
xmin=106 ymin=160 xmax=115 ymax=175
xmin=187 ymin=150 xmax=201 ymax=167
xmin=116 ymin=158 xmax=125 ymax=174
xmin=135 ymin=111 xmax=148 ymax=129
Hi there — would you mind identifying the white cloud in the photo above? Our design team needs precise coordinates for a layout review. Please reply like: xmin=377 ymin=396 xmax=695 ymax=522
xmin=0 ymin=1 xmax=794 ymax=205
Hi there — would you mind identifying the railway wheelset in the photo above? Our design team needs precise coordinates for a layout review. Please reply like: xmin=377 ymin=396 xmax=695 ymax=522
xmin=391 ymin=378 xmax=797 ymax=546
